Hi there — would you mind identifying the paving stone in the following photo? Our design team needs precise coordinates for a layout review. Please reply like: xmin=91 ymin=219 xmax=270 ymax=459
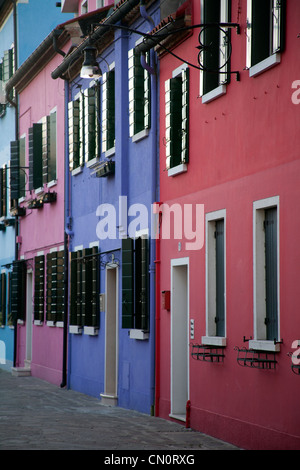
xmin=0 ymin=369 xmax=240 ymax=452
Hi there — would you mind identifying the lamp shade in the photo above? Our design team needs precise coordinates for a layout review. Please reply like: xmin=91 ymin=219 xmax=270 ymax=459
xmin=80 ymin=46 xmax=102 ymax=79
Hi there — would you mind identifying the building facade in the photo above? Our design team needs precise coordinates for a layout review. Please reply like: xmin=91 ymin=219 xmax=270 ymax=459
xmin=146 ymin=0 xmax=300 ymax=450
xmin=51 ymin=0 xmax=160 ymax=414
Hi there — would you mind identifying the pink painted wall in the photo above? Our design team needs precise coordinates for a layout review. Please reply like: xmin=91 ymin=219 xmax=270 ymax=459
xmin=157 ymin=0 xmax=300 ymax=450
xmin=16 ymin=48 xmax=68 ymax=386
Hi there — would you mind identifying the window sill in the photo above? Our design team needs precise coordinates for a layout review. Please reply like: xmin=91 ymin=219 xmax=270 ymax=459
xmin=249 ymin=53 xmax=281 ymax=78
xmin=47 ymin=321 xmax=56 ymax=327
xmin=202 ymin=84 xmax=226 ymax=104
xmin=168 ymin=163 xmax=187 ymax=177
xmin=71 ymin=166 xmax=83 ymax=176
xmin=201 ymin=336 xmax=227 ymax=347
xmin=105 ymin=146 xmax=115 ymax=158
xmin=47 ymin=179 xmax=57 ymax=188
xmin=69 ymin=325 xmax=83 ymax=334
xmin=84 ymin=326 xmax=99 ymax=336
xmin=129 ymin=329 xmax=149 ymax=340
xmin=86 ymin=156 xmax=100 ymax=169
xmin=249 ymin=340 xmax=280 ymax=352
xmin=34 ymin=320 xmax=43 ymax=326
xmin=35 ymin=187 xmax=44 ymax=196
xmin=132 ymin=128 xmax=149 ymax=143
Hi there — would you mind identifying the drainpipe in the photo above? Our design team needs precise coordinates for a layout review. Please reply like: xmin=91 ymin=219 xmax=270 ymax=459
xmin=61 ymin=79 xmax=73 ymax=388
xmin=139 ymin=2 xmax=158 ymax=416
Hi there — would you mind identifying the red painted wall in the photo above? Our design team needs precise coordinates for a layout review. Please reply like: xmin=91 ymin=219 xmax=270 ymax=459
xmin=157 ymin=0 xmax=300 ymax=449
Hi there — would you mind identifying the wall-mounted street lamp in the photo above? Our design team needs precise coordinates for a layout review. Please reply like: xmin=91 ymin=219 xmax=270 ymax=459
xmin=80 ymin=46 xmax=102 ymax=79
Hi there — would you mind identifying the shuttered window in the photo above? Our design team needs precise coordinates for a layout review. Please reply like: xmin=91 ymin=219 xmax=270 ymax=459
xmin=0 ymin=61 xmax=6 ymax=117
xmin=253 ymin=198 xmax=279 ymax=344
xmin=42 ymin=112 xmax=57 ymax=183
xmin=10 ymin=138 xmax=26 ymax=201
xmin=2 ymin=47 xmax=14 ymax=102
xmin=68 ymin=98 xmax=80 ymax=171
xmin=0 ymin=165 xmax=7 ymax=218
xmin=11 ymin=260 xmax=26 ymax=322
xmin=84 ymin=86 xmax=100 ymax=161
xmin=246 ymin=0 xmax=285 ymax=69
xmin=264 ymin=207 xmax=278 ymax=341
xmin=128 ymin=49 xmax=151 ymax=137
xmin=200 ymin=0 xmax=230 ymax=96
xmin=34 ymin=255 xmax=45 ymax=322
xmin=46 ymin=250 xmax=65 ymax=323
xmin=215 ymin=219 xmax=225 ymax=337
xmin=70 ymin=247 xmax=99 ymax=327
xmin=102 ymin=70 xmax=115 ymax=153
xmin=122 ymin=236 xmax=149 ymax=330
xmin=165 ymin=68 xmax=189 ymax=170
xmin=205 ymin=211 xmax=226 ymax=340
xmin=29 ymin=123 xmax=43 ymax=191
xmin=0 ymin=272 xmax=7 ymax=326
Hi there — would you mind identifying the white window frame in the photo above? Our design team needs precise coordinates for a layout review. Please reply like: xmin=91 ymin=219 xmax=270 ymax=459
xmin=199 ymin=0 xmax=229 ymax=104
xmin=246 ymin=0 xmax=282 ymax=77
xmin=202 ymin=209 xmax=226 ymax=347
xmin=251 ymin=196 xmax=280 ymax=352
xmin=165 ymin=63 xmax=189 ymax=177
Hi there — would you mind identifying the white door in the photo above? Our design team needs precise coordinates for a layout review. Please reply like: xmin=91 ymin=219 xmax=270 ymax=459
xmin=101 ymin=266 xmax=118 ymax=406
xmin=170 ymin=258 xmax=189 ymax=420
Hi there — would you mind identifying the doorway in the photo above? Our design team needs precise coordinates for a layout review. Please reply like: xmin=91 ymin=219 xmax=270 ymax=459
xmin=101 ymin=265 xmax=118 ymax=406
xmin=170 ymin=258 xmax=189 ymax=420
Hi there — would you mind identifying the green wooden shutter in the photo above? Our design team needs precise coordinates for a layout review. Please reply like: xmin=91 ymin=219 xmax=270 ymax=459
xmin=3 ymin=48 xmax=13 ymax=82
xmin=7 ymin=272 xmax=13 ymax=326
xmin=102 ymin=70 xmax=115 ymax=152
xmin=82 ymin=248 xmax=92 ymax=326
xmin=0 ymin=272 xmax=6 ymax=326
xmin=215 ymin=219 xmax=225 ymax=337
xmin=251 ymin=0 xmax=271 ymax=66
xmin=272 ymin=0 xmax=285 ymax=54
xmin=135 ymin=236 xmax=149 ymax=330
xmin=10 ymin=140 xmax=20 ymax=200
xmin=0 ymin=62 xmax=6 ymax=117
xmin=34 ymin=255 xmax=44 ymax=322
xmin=79 ymin=93 xmax=84 ymax=166
xmin=144 ymin=52 xmax=151 ymax=131
xmin=0 ymin=168 xmax=4 ymax=217
xmin=46 ymin=251 xmax=64 ymax=323
xmin=70 ymin=252 xmax=78 ymax=326
xmin=91 ymin=246 xmax=99 ymax=327
xmin=46 ymin=252 xmax=55 ymax=322
xmin=165 ymin=77 xmax=182 ymax=169
xmin=19 ymin=137 xmax=26 ymax=199
xmin=48 ymin=112 xmax=57 ymax=182
xmin=76 ymin=250 xmax=83 ymax=326
xmin=3 ymin=165 xmax=7 ymax=217
xmin=29 ymin=123 xmax=43 ymax=190
xmin=70 ymin=250 xmax=83 ymax=326
xmin=56 ymin=250 xmax=65 ymax=323
xmin=122 ymin=238 xmax=134 ymax=328
xmin=202 ymin=0 xmax=221 ymax=94
xmin=68 ymin=99 xmax=80 ymax=171
xmin=84 ymin=87 xmax=97 ymax=161
xmin=181 ymin=68 xmax=189 ymax=164
xmin=42 ymin=116 xmax=49 ymax=184
xmin=11 ymin=261 xmax=26 ymax=322
xmin=264 ymin=208 xmax=278 ymax=341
